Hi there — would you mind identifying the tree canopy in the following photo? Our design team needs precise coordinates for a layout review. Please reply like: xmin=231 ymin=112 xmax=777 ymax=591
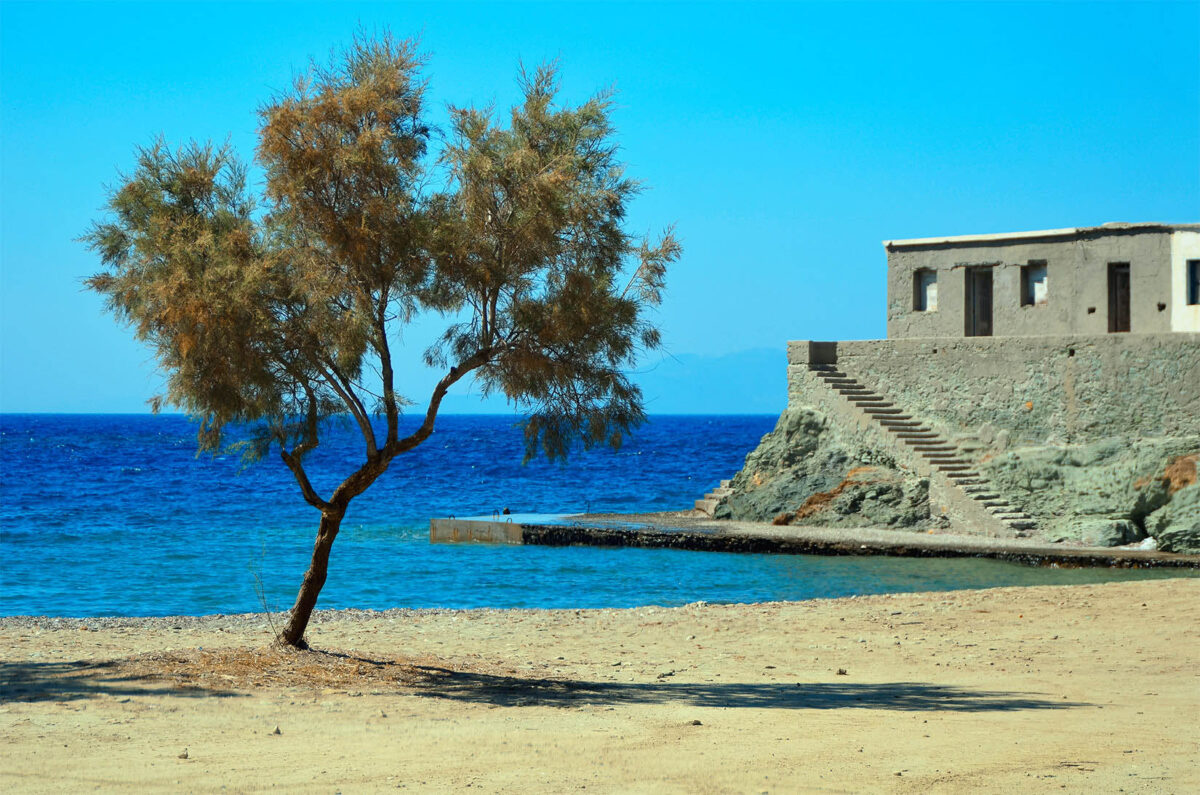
xmin=85 ymin=34 xmax=679 ymax=647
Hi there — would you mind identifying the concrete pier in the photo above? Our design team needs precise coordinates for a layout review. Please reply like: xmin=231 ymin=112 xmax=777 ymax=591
xmin=429 ymin=514 xmax=1200 ymax=569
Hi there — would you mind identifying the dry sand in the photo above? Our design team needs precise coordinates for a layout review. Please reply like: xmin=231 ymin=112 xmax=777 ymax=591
xmin=2 ymin=578 xmax=1198 ymax=793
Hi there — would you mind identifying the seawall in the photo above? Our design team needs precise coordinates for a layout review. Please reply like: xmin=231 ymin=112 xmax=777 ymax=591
xmin=789 ymin=333 xmax=1200 ymax=449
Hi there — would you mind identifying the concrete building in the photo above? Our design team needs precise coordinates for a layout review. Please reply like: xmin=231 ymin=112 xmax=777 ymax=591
xmin=885 ymin=222 xmax=1200 ymax=339
xmin=716 ymin=221 xmax=1200 ymax=544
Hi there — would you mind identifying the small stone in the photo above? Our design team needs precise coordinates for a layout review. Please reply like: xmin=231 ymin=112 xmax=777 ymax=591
xmin=272 ymin=725 xmax=282 ymax=735
xmin=178 ymin=748 xmax=188 ymax=760
xmin=836 ymin=668 xmax=848 ymax=676
xmin=690 ymin=719 xmax=702 ymax=726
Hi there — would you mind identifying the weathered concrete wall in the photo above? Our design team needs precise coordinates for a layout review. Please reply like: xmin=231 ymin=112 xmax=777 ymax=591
xmin=886 ymin=225 xmax=1192 ymax=339
xmin=430 ymin=518 xmax=522 ymax=544
xmin=788 ymin=334 xmax=1200 ymax=449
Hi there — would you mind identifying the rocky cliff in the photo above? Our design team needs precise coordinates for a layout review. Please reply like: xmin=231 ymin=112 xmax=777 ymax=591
xmin=982 ymin=441 xmax=1200 ymax=553
xmin=716 ymin=410 xmax=1199 ymax=552
xmin=713 ymin=408 xmax=941 ymax=530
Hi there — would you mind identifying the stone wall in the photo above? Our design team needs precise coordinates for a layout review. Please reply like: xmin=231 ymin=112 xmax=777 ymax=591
xmin=788 ymin=334 xmax=1200 ymax=450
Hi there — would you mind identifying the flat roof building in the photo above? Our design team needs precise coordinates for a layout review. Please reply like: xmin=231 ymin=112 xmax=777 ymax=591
xmin=884 ymin=222 xmax=1200 ymax=339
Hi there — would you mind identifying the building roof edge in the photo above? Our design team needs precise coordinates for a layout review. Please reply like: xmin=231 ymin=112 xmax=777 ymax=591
xmin=882 ymin=222 xmax=1200 ymax=249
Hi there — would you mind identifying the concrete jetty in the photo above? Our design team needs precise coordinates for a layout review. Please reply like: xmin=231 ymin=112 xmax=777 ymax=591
xmin=430 ymin=512 xmax=1200 ymax=569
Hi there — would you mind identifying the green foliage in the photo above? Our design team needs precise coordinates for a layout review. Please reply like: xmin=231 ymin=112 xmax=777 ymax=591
xmin=429 ymin=63 xmax=680 ymax=461
xmin=85 ymin=34 xmax=679 ymax=509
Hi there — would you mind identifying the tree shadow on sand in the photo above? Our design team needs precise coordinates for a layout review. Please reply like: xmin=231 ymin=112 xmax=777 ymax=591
xmin=0 ymin=660 xmax=243 ymax=703
xmin=406 ymin=666 xmax=1091 ymax=713
xmin=1 ymin=654 xmax=1090 ymax=714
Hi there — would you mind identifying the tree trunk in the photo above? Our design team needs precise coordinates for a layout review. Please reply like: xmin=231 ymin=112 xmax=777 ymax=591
xmin=277 ymin=508 xmax=345 ymax=648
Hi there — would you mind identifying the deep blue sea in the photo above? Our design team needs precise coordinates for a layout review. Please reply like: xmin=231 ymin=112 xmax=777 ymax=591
xmin=1 ymin=414 xmax=1190 ymax=618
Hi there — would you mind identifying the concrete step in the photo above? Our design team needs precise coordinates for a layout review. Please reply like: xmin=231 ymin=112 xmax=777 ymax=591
xmin=852 ymin=400 xmax=893 ymax=407
xmin=912 ymin=445 xmax=957 ymax=452
xmin=1005 ymin=520 xmax=1038 ymax=530
xmin=921 ymin=452 xmax=963 ymax=459
xmin=979 ymin=499 xmax=1008 ymax=508
xmin=970 ymin=493 xmax=1001 ymax=501
xmin=895 ymin=430 xmax=938 ymax=437
xmin=720 ymin=479 xmax=731 ymax=489
xmin=863 ymin=407 xmax=906 ymax=415
xmin=944 ymin=471 xmax=981 ymax=479
xmin=881 ymin=419 xmax=925 ymax=427
xmin=694 ymin=498 xmax=719 ymax=513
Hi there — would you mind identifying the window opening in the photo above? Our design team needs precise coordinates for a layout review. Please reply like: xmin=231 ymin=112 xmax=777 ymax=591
xmin=1108 ymin=262 xmax=1131 ymax=333
xmin=1020 ymin=261 xmax=1048 ymax=306
xmin=913 ymin=269 xmax=938 ymax=312
xmin=1188 ymin=260 xmax=1200 ymax=306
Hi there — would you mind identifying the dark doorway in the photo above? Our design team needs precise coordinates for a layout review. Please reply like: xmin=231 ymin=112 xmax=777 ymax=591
xmin=1108 ymin=263 xmax=1131 ymax=333
xmin=964 ymin=267 xmax=993 ymax=337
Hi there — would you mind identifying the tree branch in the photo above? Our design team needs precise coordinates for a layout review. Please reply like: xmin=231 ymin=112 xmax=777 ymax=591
xmin=314 ymin=358 xmax=378 ymax=457
xmin=376 ymin=292 xmax=400 ymax=447
xmin=279 ymin=388 xmax=331 ymax=511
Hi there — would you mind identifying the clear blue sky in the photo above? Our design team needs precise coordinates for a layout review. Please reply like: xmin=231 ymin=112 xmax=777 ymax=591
xmin=2 ymin=1 xmax=1197 ymax=414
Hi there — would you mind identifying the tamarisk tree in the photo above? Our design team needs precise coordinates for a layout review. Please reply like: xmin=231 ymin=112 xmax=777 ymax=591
xmin=85 ymin=35 xmax=679 ymax=648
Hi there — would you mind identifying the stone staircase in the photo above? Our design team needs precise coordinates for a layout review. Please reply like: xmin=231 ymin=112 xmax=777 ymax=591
xmin=694 ymin=479 xmax=733 ymax=516
xmin=808 ymin=363 xmax=1036 ymax=537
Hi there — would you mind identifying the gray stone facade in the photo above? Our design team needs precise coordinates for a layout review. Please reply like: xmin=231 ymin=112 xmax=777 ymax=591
xmin=791 ymin=334 xmax=1200 ymax=448
xmin=886 ymin=223 xmax=1200 ymax=339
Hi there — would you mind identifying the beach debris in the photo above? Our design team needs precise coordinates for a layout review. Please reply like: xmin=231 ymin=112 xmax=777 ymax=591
xmin=690 ymin=719 xmax=702 ymax=726
xmin=379 ymin=710 xmax=388 ymax=718
xmin=177 ymin=748 xmax=188 ymax=760
xmin=272 ymin=725 xmax=282 ymax=735
xmin=836 ymin=668 xmax=848 ymax=676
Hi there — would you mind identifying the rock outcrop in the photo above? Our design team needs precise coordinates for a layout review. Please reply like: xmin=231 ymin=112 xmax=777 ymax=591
xmin=981 ymin=441 xmax=1200 ymax=551
xmin=716 ymin=405 xmax=1199 ymax=550
xmin=714 ymin=408 xmax=937 ymax=529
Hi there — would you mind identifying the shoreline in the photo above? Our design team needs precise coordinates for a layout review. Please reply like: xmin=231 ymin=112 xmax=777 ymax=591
xmin=433 ymin=509 xmax=1200 ymax=569
xmin=3 ymin=579 xmax=1198 ymax=792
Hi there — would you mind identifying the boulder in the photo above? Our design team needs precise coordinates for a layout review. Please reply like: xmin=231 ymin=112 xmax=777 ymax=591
xmin=715 ymin=408 xmax=933 ymax=529
xmin=982 ymin=438 xmax=1200 ymax=543
xmin=1151 ymin=484 xmax=1200 ymax=554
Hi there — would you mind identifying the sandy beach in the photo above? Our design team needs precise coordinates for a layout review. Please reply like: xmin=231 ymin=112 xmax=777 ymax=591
xmin=2 ymin=578 xmax=1198 ymax=793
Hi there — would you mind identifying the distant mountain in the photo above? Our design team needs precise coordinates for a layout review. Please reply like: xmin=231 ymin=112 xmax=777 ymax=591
xmin=633 ymin=348 xmax=786 ymax=414
xmin=436 ymin=347 xmax=787 ymax=416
